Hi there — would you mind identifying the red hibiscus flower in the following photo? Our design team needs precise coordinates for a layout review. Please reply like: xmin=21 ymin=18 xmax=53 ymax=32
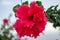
xmin=13 ymin=1 xmax=47 ymax=38
xmin=3 ymin=18 xmax=8 ymax=24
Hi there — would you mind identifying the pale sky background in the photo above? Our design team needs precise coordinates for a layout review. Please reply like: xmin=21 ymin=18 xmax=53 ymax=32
xmin=0 ymin=0 xmax=60 ymax=40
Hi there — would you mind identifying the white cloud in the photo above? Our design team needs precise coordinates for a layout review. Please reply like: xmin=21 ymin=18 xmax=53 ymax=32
xmin=1 ymin=0 xmax=11 ymax=5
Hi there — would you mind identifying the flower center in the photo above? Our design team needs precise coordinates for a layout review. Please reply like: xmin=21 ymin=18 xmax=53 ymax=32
xmin=29 ymin=15 xmax=33 ymax=20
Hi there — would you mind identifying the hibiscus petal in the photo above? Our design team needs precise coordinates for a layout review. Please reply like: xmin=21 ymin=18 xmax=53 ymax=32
xmin=13 ymin=20 xmax=23 ymax=35
xmin=16 ymin=4 xmax=29 ymax=19
xmin=20 ymin=19 xmax=34 ymax=28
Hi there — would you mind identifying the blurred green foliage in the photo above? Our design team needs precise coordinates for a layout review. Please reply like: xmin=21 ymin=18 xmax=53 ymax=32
xmin=46 ymin=5 xmax=60 ymax=28
xmin=0 ymin=14 xmax=17 ymax=40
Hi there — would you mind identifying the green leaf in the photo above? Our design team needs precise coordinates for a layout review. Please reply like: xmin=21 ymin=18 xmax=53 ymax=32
xmin=36 ymin=1 xmax=42 ymax=6
xmin=54 ymin=5 xmax=58 ymax=11
xmin=56 ymin=14 xmax=60 ymax=26
xmin=13 ymin=4 xmax=20 ymax=17
xmin=8 ymin=26 xmax=13 ymax=30
xmin=53 ymin=23 xmax=57 ymax=28
xmin=46 ymin=6 xmax=54 ymax=12
xmin=13 ymin=4 xmax=20 ymax=13
xmin=46 ymin=5 xmax=60 ymax=28
xmin=22 ymin=1 xmax=28 ymax=5
xmin=0 ymin=35 xmax=2 ymax=40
